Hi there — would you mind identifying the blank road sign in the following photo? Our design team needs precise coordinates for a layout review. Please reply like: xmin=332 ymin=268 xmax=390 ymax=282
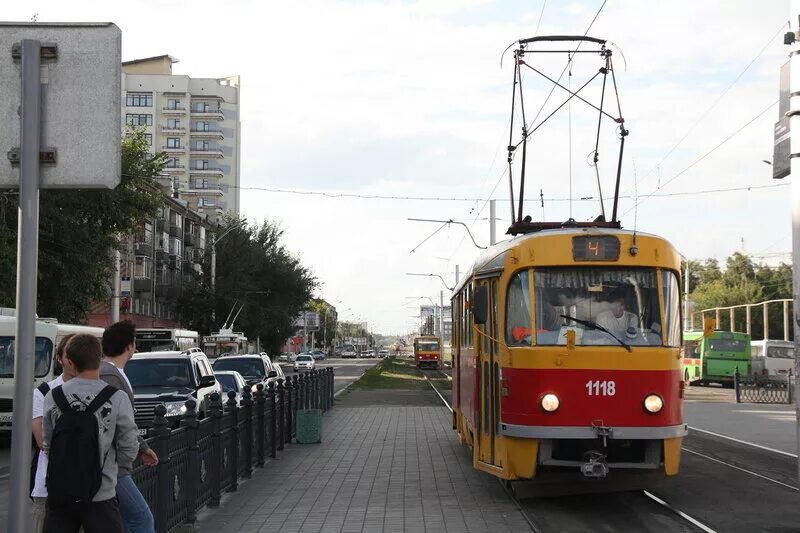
xmin=0 ymin=22 xmax=121 ymax=189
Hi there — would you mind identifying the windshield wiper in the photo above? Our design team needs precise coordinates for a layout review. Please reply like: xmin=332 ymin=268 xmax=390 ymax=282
xmin=559 ymin=315 xmax=632 ymax=352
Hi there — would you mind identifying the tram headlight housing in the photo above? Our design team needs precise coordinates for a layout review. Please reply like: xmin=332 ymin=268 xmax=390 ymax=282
xmin=540 ymin=393 xmax=560 ymax=413
xmin=643 ymin=394 xmax=663 ymax=414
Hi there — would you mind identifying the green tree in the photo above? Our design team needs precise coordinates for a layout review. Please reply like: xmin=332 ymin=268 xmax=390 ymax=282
xmin=206 ymin=216 xmax=317 ymax=352
xmin=0 ymin=128 xmax=166 ymax=322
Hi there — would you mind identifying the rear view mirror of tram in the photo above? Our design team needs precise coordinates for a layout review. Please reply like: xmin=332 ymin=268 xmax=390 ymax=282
xmin=472 ymin=285 xmax=489 ymax=325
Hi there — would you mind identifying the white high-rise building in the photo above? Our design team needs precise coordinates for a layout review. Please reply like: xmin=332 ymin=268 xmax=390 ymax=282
xmin=122 ymin=55 xmax=241 ymax=216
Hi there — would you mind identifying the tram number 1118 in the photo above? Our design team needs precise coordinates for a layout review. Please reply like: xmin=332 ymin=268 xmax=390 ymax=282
xmin=585 ymin=380 xmax=616 ymax=396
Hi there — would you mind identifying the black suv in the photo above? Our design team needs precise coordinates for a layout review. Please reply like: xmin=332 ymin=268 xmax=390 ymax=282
xmin=211 ymin=354 xmax=278 ymax=391
xmin=126 ymin=350 xmax=221 ymax=435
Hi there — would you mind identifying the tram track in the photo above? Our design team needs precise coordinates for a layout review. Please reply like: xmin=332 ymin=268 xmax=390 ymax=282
xmin=423 ymin=372 xmax=717 ymax=532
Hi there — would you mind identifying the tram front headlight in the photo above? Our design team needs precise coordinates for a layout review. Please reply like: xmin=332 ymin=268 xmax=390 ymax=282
xmin=540 ymin=393 xmax=560 ymax=413
xmin=643 ymin=394 xmax=663 ymax=414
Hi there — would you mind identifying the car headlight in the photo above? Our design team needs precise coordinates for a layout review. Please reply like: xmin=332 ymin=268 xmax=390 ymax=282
xmin=163 ymin=401 xmax=188 ymax=417
xmin=251 ymin=384 xmax=259 ymax=392
xmin=643 ymin=394 xmax=663 ymax=414
xmin=540 ymin=393 xmax=560 ymax=413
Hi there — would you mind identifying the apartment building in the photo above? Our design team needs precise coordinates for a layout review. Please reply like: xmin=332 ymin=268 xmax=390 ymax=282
xmin=122 ymin=54 xmax=241 ymax=216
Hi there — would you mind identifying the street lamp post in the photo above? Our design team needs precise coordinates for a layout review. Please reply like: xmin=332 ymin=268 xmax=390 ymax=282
xmin=210 ymin=219 xmax=247 ymax=321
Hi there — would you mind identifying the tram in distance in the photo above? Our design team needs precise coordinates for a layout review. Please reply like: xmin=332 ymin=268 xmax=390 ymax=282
xmin=413 ymin=335 xmax=442 ymax=369
xmin=451 ymin=229 xmax=687 ymax=492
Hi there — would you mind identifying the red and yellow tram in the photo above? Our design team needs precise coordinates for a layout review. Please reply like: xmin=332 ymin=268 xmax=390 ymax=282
xmin=414 ymin=335 xmax=442 ymax=369
xmin=451 ymin=228 xmax=686 ymax=492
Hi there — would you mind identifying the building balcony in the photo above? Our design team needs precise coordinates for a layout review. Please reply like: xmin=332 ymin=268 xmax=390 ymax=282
xmin=192 ymin=248 xmax=206 ymax=262
xmin=190 ymin=109 xmax=225 ymax=120
xmin=168 ymin=224 xmax=182 ymax=238
xmin=162 ymin=145 xmax=186 ymax=154
xmin=162 ymin=165 xmax=185 ymax=174
xmin=189 ymin=167 xmax=223 ymax=177
xmin=189 ymin=148 xmax=223 ymax=158
xmin=133 ymin=277 xmax=152 ymax=293
xmin=190 ymin=128 xmax=224 ymax=139
xmin=161 ymin=126 xmax=186 ymax=135
xmin=183 ymin=232 xmax=196 ymax=247
xmin=134 ymin=242 xmax=153 ymax=256
xmin=162 ymin=106 xmax=186 ymax=115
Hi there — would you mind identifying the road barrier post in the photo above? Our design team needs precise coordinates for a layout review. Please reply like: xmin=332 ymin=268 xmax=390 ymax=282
xmin=285 ymin=376 xmax=294 ymax=443
xmin=734 ymin=367 xmax=741 ymax=404
xmin=226 ymin=390 xmax=240 ymax=492
xmin=277 ymin=378 xmax=285 ymax=451
xmin=241 ymin=387 xmax=253 ymax=479
xmin=254 ymin=384 xmax=266 ymax=467
xmin=152 ymin=405 xmax=170 ymax=533
xmin=208 ymin=393 xmax=223 ymax=508
xmin=268 ymin=381 xmax=277 ymax=458
xmin=182 ymin=399 xmax=200 ymax=525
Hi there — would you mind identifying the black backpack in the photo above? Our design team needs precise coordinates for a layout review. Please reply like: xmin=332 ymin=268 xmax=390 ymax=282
xmin=45 ymin=384 xmax=117 ymax=504
xmin=29 ymin=382 xmax=51 ymax=498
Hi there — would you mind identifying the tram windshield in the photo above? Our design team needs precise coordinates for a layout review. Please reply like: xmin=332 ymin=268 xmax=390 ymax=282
xmin=506 ymin=267 xmax=678 ymax=348
xmin=416 ymin=340 xmax=440 ymax=352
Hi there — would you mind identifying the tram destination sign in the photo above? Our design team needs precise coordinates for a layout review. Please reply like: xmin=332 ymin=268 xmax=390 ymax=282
xmin=572 ymin=236 xmax=621 ymax=262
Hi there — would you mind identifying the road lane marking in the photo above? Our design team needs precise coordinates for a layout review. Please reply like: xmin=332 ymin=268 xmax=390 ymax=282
xmin=643 ymin=490 xmax=718 ymax=533
xmin=688 ymin=426 xmax=797 ymax=458
xmin=683 ymin=447 xmax=798 ymax=491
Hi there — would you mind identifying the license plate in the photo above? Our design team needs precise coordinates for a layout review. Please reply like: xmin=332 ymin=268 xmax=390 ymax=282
xmin=138 ymin=428 xmax=148 ymax=436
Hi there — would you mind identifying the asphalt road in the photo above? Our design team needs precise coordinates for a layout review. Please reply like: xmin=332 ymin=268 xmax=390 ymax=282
xmin=278 ymin=357 xmax=380 ymax=395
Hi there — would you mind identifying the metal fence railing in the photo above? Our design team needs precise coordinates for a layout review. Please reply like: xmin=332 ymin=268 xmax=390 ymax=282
xmin=734 ymin=367 xmax=793 ymax=405
xmin=130 ymin=368 xmax=335 ymax=533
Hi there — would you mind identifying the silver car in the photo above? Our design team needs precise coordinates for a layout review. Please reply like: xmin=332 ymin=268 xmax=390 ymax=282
xmin=293 ymin=354 xmax=316 ymax=372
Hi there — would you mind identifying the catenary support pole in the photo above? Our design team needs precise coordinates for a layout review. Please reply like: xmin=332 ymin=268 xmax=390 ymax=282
xmin=111 ymin=248 xmax=121 ymax=323
xmin=788 ymin=0 xmax=800 ymax=488
xmin=8 ymin=39 xmax=42 ymax=533
xmin=489 ymin=199 xmax=497 ymax=246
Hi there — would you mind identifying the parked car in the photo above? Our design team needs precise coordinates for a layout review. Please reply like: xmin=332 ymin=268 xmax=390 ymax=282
xmin=341 ymin=347 xmax=357 ymax=359
xmin=214 ymin=370 xmax=247 ymax=403
xmin=359 ymin=349 xmax=375 ymax=359
xmin=278 ymin=352 xmax=296 ymax=363
xmin=378 ymin=349 xmax=389 ymax=358
xmin=310 ymin=349 xmax=326 ymax=361
xmin=294 ymin=354 xmax=316 ymax=372
xmin=126 ymin=350 xmax=222 ymax=435
xmin=212 ymin=354 xmax=278 ymax=391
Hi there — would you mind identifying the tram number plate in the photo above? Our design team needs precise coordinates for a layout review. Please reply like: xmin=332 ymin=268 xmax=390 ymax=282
xmin=585 ymin=380 xmax=616 ymax=396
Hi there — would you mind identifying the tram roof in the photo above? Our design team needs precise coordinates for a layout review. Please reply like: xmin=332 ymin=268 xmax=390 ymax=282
xmin=453 ymin=226 xmax=669 ymax=295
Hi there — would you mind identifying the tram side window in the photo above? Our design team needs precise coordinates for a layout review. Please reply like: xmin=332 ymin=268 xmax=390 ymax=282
xmin=506 ymin=270 xmax=531 ymax=346
xmin=684 ymin=340 xmax=699 ymax=358
xmin=662 ymin=271 xmax=682 ymax=347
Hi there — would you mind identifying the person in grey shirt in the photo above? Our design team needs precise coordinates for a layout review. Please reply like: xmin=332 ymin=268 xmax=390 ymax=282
xmin=42 ymin=334 xmax=139 ymax=533
xmin=101 ymin=321 xmax=158 ymax=533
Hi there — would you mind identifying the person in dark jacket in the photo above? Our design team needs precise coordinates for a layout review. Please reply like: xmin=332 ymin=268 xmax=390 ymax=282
xmin=101 ymin=321 xmax=158 ymax=533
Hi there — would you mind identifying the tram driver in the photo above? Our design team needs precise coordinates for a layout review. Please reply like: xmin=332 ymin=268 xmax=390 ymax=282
xmin=595 ymin=287 xmax=638 ymax=334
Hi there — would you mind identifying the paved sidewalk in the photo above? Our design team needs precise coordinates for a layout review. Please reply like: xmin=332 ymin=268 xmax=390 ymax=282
xmin=196 ymin=393 xmax=531 ymax=533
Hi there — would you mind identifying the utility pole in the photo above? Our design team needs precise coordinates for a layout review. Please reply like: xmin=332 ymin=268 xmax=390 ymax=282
xmin=439 ymin=290 xmax=445 ymax=342
xmin=455 ymin=264 xmax=460 ymax=290
xmin=111 ymin=248 xmax=121 ymax=323
xmin=210 ymin=232 xmax=217 ymax=323
xmin=489 ymin=199 xmax=497 ymax=246
xmin=684 ymin=261 xmax=690 ymax=331
xmin=786 ymin=1 xmax=800 ymax=487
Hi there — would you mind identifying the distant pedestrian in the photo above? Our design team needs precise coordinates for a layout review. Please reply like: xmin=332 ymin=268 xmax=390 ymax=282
xmin=101 ymin=320 xmax=157 ymax=533
xmin=30 ymin=334 xmax=76 ymax=533
xmin=42 ymin=333 xmax=139 ymax=533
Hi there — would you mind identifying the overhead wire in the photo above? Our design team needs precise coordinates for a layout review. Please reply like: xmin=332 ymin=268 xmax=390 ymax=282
xmin=622 ymin=20 xmax=789 ymax=198
xmin=621 ymin=99 xmax=778 ymax=217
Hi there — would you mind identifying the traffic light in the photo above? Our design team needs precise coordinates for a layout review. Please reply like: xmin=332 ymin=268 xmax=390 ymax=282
xmin=703 ymin=317 xmax=715 ymax=337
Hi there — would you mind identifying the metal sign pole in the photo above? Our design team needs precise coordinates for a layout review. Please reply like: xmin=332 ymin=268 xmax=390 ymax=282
xmin=8 ymin=38 xmax=41 ymax=533
xmin=789 ymin=0 xmax=800 ymax=488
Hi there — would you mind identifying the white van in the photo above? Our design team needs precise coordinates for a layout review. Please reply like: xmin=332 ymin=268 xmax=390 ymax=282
xmin=750 ymin=340 xmax=794 ymax=376
xmin=0 ymin=315 xmax=104 ymax=433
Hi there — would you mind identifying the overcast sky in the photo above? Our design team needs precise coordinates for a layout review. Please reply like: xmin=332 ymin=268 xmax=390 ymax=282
xmin=7 ymin=0 xmax=792 ymax=333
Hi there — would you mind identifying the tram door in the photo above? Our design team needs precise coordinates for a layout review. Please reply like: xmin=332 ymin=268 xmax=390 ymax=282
xmin=478 ymin=278 xmax=501 ymax=467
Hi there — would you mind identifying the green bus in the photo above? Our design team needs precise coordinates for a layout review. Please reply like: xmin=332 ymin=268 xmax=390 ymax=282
xmin=683 ymin=330 xmax=751 ymax=386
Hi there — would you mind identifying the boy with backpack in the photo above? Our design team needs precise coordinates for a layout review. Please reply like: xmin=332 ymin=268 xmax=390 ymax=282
xmin=30 ymin=334 xmax=76 ymax=533
xmin=41 ymin=333 xmax=139 ymax=533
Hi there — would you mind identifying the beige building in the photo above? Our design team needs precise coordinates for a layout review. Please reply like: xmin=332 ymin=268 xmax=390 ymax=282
xmin=122 ymin=55 xmax=241 ymax=216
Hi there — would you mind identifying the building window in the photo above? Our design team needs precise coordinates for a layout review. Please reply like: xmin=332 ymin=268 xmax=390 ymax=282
xmin=126 ymin=114 xmax=153 ymax=127
xmin=166 ymin=98 xmax=180 ymax=110
xmin=143 ymin=133 xmax=152 ymax=146
xmin=195 ymin=121 xmax=209 ymax=132
xmin=167 ymin=138 xmax=180 ymax=149
xmin=193 ymin=140 xmax=210 ymax=151
xmin=167 ymin=118 xmax=180 ymax=129
xmin=191 ymin=160 xmax=210 ymax=170
xmin=193 ymin=102 xmax=209 ymax=113
xmin=166 ymin=157 xmax=180 ymax=168
xmin=126 ymin=93 xmax=153 ymax=107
